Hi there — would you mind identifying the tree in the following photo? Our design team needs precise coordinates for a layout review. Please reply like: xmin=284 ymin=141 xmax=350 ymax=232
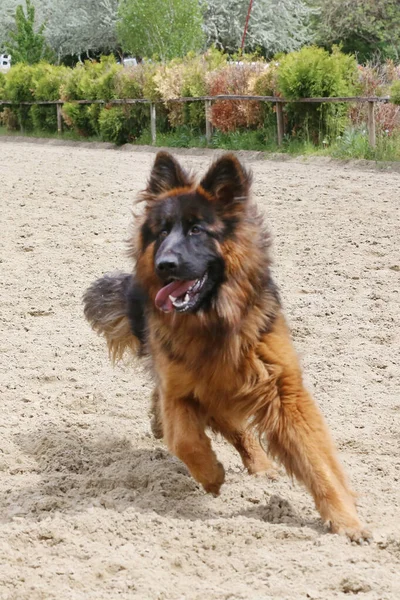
xmin=311 ymin=0 xmax=400 ymax=62
xmin=44 ymin=0 xmax=119 ymax=63
xmin=117 ymin=0 xmax=205 ymax=61
xmin=204 ymin=0 xmax=314 ymax=56
xmin=0 ymin=1 xmax=17 ymax=52
xmin=1 ymin=0 xmax=119 ymax=63
xmin=5 ymin=0 xmax=53 ymax=64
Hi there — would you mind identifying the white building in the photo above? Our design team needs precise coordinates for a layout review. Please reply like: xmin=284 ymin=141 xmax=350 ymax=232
xmin=0 ymin=54 xmax=11 ymax=73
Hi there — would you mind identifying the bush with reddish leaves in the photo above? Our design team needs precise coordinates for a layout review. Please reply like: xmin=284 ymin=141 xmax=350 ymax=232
xmin=207 ymin=62 xmax=266 ymax=132
xmin=350 ymin=60 xmax=400 ymax=135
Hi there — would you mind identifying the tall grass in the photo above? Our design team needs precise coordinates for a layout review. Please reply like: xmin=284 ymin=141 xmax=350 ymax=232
xmin=2 ymin=123 xmax=400 ymax=161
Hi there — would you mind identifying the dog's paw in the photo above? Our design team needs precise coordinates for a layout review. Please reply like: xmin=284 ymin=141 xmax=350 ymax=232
xmin=253 ymin=463 xmax=280 ymax=481
xmin=202 ymin=462 xmax=225 ymax=497
xmin=330 ymin=521 xmax=373 ymax=544
xmin=248 ymin=457 xmax=280 ymax=481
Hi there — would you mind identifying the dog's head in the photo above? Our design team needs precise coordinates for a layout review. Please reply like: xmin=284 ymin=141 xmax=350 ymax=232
xmin=134 ymin=152 xmax=268 ymax=323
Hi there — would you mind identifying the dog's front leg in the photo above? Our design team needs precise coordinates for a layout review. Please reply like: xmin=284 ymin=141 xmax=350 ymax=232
xmin=259 ymin=314 xmax=371 ymax=542
xmin=161 ymin=392 xmax=225 ymax=496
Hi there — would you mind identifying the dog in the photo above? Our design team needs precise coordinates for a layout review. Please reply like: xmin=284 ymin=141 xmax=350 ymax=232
xmin=83 ymin=152 xmax=370 ymax=542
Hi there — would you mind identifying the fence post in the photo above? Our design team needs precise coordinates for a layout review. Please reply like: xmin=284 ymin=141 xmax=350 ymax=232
xmin=276 ymin=102 xmax=284 ymax=146
xmin=57 ymin=104 xmax=62 ymax=134
xmin=56 ymin=103 xmax=63 ymax=134
xmin=205 ymin=99 xmax=213 ymax=144
xmin=367 ymin=101 xmax=376 ymax=148
xmin=150 ymin=103 xmax=156 ymax=145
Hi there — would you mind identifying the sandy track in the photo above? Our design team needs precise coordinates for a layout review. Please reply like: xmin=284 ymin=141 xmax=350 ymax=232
xmin=0 ymin=140 xmax=399 ymax=600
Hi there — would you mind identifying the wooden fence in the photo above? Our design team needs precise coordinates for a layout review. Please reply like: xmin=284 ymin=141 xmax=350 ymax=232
xmin=0 ymin=94 xmax=391 ymax=147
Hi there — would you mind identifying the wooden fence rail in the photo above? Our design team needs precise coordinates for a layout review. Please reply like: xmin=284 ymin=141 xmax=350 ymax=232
xmin=0 ymin=94 xmax=391 ymax=148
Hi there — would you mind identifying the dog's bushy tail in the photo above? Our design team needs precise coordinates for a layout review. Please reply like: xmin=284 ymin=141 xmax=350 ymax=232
xmin=83 ymin=272 xmax=142 ymax=362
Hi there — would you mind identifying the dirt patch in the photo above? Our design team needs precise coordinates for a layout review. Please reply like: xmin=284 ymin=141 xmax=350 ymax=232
xmin=1 ymin=140 xmax=399 ymax=599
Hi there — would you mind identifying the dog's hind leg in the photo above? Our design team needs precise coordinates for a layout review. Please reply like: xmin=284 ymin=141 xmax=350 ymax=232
xmin=210 ymin=417 xmax=279 ymax=480
xmin=257 ymin=314 xmax=371 ymax=543
xmin=161 ymin=393 xmax=225 ymax=496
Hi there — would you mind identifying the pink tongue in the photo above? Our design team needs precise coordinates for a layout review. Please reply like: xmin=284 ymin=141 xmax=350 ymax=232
xmin=155 ymin=279 xmax=197 ymax=313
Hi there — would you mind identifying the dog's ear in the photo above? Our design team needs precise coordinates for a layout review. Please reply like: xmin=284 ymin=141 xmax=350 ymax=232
xmin=199 ymin=154 xmax=252 ymax=208
xmin=146 ymin=152 xmax=191 ymax=196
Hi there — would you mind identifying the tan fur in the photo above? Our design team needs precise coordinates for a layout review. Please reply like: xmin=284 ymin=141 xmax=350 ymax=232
xmin=84 ymin=153 xmax=370 ymax=542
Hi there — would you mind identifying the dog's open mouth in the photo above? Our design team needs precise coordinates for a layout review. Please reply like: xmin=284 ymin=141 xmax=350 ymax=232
xmin=155 ymin=273 xmax=208 ymax=313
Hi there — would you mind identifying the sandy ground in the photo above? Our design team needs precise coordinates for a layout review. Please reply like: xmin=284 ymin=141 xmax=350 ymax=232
xmin=0 ymin=139 xmax=399 ymax=600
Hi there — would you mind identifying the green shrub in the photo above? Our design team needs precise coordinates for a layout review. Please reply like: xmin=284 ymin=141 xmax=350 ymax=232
xmin=3 ymin=63 xmax=67 ymax=131
xmin=277 ymin=46 xmax=358 ymax=140
xmin=4 ymin=63 xmax=35 ymax=102
xmin=0 ymin=107 xmax=19 ymax=130
xmin=0 ymin=72 xmax=6 ymax=98
xmin=0 ymin=72 xmax=5 ymax=125
xmin=96 ymin=63 xmax=122 ymax=101
xmin=250 ymin=62 xmax=280 ymax=124
xmin=115 ymin=67 xmax=143 ymax=99
xmin=3 ymin=63 xmax=36 ymax=130
xmin=390 ymin=80 xmax=400 ymax=105
xmin=86 ymin=103 xmax=102 ymax=135
xmin=61 ymin=57 xmax=122 ymax=135
xmin=3 ymin=49 xmax=396 ymax=148
xmin=30 ymin=105 xmax=56 ymax=131
xmin=331 ymin=126 xmax=400 ymax=161
xmin=98 ymin=104 xmax=150 ymax=144
xmin=32 ymin=63 xmax=68 ymax=100
xmin=62 ymin=56 xmax=121 ymax=101
xmin=62 ymin=102 xmax=94 ymax=136
xmin=141 ymin=64 xmax=162 ymax=101
xmin=98 ymin=106 xmax=125 ymax=143
xmin=30 ymin=63 xmax=69 ymax=131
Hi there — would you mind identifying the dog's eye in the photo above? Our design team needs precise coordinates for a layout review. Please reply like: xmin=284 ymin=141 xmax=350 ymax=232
xmin=189 ymin=225 xmax=201 ymax=235
xmin=159 ymin=229 xmax=168 ymax=239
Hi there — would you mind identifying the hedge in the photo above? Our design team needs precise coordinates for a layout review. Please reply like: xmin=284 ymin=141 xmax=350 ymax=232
xmin=0 ymin=48 xmax=399 ymax=143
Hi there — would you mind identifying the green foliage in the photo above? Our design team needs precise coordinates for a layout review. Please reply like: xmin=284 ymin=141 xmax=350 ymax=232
xmin=32 ymin=63 xmax=69 ymax=101
xmin=98 ymin=106 xmax=125 ymax=143
xmin=0 ymin=107 xmax=19 ymax=130
xmin=62 ymin=56 xmax=121 ymax=101
xmin=115 ymin=69 xmax=143 ymax=99
xmin=277 ymin=46 xmax=359 ymax=139
xmin=390 ymin=81 xmax=400 ymax=105
xmin=117 ymin=0 xmax=205 ymax=61
xmin=5 ymin=0 xmax=54 ymax=65
xmin=60 ymin=57 xmax=123 ymax=136
xmin=31 ymin=63 xmax=68 ymax=131
xmin=278 ymin=46 xmax=358 ymax=99
xmin=251 ymin=62 xmax=280 ymax=119
xmin=0 ymin=73 xmax=5 ymax=97
xmin=0 ymin=49 xmax=399 ymax=150
xmin=331 ymin=127 xmax=400 ymax=161
xmin=98 ymin=105 xmax=149 ymax=144
xmin=62 ymin=102 xmax=94 ymax=136
xmin=95 ymin=59 xmax=122 ymax=101
xmin=3 ymin=62 xmax=34 ymax=102
xmin=3 ymin=62 xmax=68 ymax=131
xmin=311 ymin=0 xmax=400 ymax=63
xmin=30 ymin=104 xmax=56 ymax=131
xmin=140 ymin=64 xmax=163 ymax=101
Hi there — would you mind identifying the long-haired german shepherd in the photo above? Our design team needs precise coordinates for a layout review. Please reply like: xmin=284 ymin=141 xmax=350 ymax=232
xmin=84 ymin=152 xmax=370 ymax=542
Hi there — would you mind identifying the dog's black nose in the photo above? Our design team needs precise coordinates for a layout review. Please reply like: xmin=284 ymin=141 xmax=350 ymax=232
xmin=156 ymin=256 xmax=179 ymax=278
